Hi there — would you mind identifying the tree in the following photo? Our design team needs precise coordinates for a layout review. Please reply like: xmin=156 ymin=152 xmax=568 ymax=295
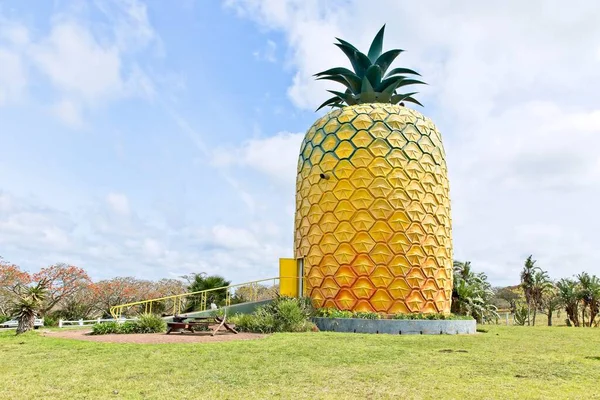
xmin=539 ymin=284 xmax=562 ymax=326
xmin=577 ymin=272 xmax=600 ymax=327
xmin=90 ymin=277 xmax=152 ymax=317
xmin=185 ymin=273 xmax=231 ymax=312
xmin=520 ymin=255 xmax=540 ymax=326
xmin=33 ymin=263 xmax=91 ymax=316
xmin=557 ymin=278 xmax=580 ymax=327
xmin=147 ymin=278 xmax=188 ymax=315
xmin=0 ymin=260 xmax=31 ymax=316
xmin=12 ymin=279 xmax=48 ymax=334
xmin=530 ymin=269 xmax=553 ymax=326
xmin=494 ymin=286 xmax=521 ymax=313
xmin=232 ymin=283 xmax=278 ymax=304
xmin=451 ymin=261 xmax=498 ymax=323
xmin=53 ymin=286 xmax=97 ymax=320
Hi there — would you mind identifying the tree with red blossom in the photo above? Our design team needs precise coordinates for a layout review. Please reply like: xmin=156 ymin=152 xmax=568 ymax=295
xmin=0 ymin=257 xmax=31 ymax=316
xmin=32 ymin=263 xmax=92 ymax=316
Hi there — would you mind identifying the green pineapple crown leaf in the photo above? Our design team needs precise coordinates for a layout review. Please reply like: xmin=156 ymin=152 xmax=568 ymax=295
xmin=314 ymin=24 xmax=426 ymax=111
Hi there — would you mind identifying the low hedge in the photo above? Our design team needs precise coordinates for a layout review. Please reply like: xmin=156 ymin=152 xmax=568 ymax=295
xmin=90 ymin=314 xmax=166 ymax=335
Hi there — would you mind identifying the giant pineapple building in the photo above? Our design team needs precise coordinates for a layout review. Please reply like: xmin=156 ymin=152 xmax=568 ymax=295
xmin=293 ymin=26 xmax=453 ymax=315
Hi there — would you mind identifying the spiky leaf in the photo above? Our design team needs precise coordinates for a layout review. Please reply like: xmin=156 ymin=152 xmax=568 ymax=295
xmin=367 ymin=25 xmax=385 ymax=63
xmin=327 ymin=90 xmax=358 ymax=105
xmin=377 ymin=75 xmax=405 ymax=92
xmin=374 ymin=49 xmax=403 ymax=75
xmin=392 ymin=92 xmax=423 ymax=107
xmin=316 ymin=96 xmax=343 ymax=111
xmin=334 ymin=43 xmax=371 ymax=77
xmin=316 ymin=75 xmax=360 ymax=94
xmin=396 ymin=79 xmax=427 ymax=88
xmin=384 ymin=67 xmax=422 ymax=77
xmin=314 ymin=67 xmax=358 ymax=78
xmin=403 ymin=95 xmax=424 ymax=107
xmin=365 ymin=65 xmax=382 ymax=89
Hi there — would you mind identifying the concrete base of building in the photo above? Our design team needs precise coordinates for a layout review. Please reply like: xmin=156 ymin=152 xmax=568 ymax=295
xmin=312 ymin=317 xmax=476 ymax=335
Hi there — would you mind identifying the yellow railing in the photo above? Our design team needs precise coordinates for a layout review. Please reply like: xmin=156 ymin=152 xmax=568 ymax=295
xmin=109 ymin=276 xmax=304 ymax=319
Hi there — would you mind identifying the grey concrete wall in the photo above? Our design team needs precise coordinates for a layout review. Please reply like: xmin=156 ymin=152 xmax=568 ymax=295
xmin=313 ymin=317 xmax=476 ymax=335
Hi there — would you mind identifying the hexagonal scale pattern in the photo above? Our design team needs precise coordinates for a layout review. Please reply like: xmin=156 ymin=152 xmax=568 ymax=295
xmin=294 ymin=104 xmax=452 ymax=314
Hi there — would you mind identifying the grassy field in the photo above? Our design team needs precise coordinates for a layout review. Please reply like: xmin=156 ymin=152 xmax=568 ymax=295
xmin=1 ymin=326 xmax=600 ymax=399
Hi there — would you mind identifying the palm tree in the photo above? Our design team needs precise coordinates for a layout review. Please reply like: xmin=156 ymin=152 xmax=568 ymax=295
xmin=12 ymin=280 xmax=48 ymax=334
xmin=577 ymin=272 xmax=600 ymax=327
xmin=557 ymin=278 xmax=580 ymax=327
xmin=530 ymin=269 xmax=553 ymax=326
xmin=539 ymin=284 xmax=562 ymax=326
xmin=184 ymin=273 xmax=231 ymax=312
xmin=452 ymin=261 xmax=498 ymax=323
xmin=520 ymin=255 xmax=540 ymax=326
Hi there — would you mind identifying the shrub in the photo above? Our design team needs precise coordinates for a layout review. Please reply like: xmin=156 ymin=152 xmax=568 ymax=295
xmin=233 ymin=296 xmax=315 ymax=333
xmin=352 ymin=311 xmax=381 ymax=320
xmin=275 ymin=298 xmax=313 ymax=332
xmin=233 ymin=308 xmax=277 ymax=333
xmin=0 ymin=315 xmax=10 ymax=324
xmin=118 ymin=321 xmax=138 ymax=334
xmin=135 ymin=314 xmax=167 ymax=334
xmin=393 ymin=313 xmax=473 ymax=320
xmin=315 ymin=308 xmax=381 ymax=319
xmin=43 ymin=316 xmax=59 ymax=327
xmin=91 ymin=321 xmax=120 ymax=335
xmin=90 ymin=314 xmax=166 ymax=335
xmin=315 ymin=308 xmax=353 ymax=318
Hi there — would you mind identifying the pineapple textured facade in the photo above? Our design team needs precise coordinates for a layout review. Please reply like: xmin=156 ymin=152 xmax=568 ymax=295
xmin=294 ymin=103 xmax=453 ymax=314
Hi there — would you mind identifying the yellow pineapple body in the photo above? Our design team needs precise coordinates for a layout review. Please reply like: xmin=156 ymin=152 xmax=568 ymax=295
xmin=294 ymin=103 xmax=452 ymax=314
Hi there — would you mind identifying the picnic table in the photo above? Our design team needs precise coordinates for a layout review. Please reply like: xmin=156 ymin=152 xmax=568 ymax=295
xmin=166 ymin=315 xmax=238 ymax=336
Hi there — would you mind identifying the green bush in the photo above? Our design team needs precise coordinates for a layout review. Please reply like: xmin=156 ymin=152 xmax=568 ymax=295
xmin=315 ymin=308 xmax=381 ymax=319
xmin=274 ymin=298 xmax=312 ymax=332
xmin=315 ymin=308 xmax=354 ymax=318
xmin=43 ymin=316 xmax=59 ymax=327
xmin=117 ymin=321 xmax=138 ymax=334
xmin=90 ymin=314 xmax=166 ymax=335
xmin=233 ymin=296 xmax=315 ymax=333
xmin=233 ymin=308 xmax=277 ymax=333
xmin=91 ymin=321 xmax=120 ymax=335
xmin=352 ymin=311 xmax=381 ymax=320
xmin=393 ymin=313 xmax=473 ymax=320
xmin=0 ymin=315 xmax=10 ymax=324
xmin=135 ymin=314 xmax=167 ymax=333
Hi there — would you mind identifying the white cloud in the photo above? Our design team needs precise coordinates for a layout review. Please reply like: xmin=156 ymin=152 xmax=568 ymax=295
xmin=226 ymin=0 xmax=600 ymax=285
xmin=31 ymin=22 xmax=123 ymax=103
xmin=106 ymin=193 xmax=130 ymax=216
xmin=253 ymin=39 xmax=277 ymax=62
xmin=0 ymin=48 xmax=27 ymax=105
xmin=0 ymin=1 xmax=158 ymax=123
xmin=50 ymin=99 xmax=84 ymax=128
xmin=212 ymin=225 xmax=260 ymax=249
xmin=0 ymin=189 xmax=287 ymax=282
xmin=212 ymin=131 xmax=304 ymax=183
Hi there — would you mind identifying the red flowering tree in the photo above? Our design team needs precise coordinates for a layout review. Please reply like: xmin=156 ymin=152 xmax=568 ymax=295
xmin=0 ymin=258 xmax=31 ymax=316
xmin=33 ymin=263 xmax=92 ymax=316
xmin=90 ymin=277 xmax=188 ymax=317
xmin=90 ymin=277 xmax=154 ymax=317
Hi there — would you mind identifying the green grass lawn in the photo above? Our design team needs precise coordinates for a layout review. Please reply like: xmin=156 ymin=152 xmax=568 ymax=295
xmin=1 ymin=326 xmax=600 ymax=400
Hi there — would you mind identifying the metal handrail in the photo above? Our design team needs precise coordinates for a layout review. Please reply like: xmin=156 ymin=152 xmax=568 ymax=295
xmin=109 ymin=276 xmax=304 ymax=319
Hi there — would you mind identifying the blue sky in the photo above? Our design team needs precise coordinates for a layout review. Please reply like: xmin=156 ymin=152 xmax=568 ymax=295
xmin=1 ymin=0 xmax=600 ymax=286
